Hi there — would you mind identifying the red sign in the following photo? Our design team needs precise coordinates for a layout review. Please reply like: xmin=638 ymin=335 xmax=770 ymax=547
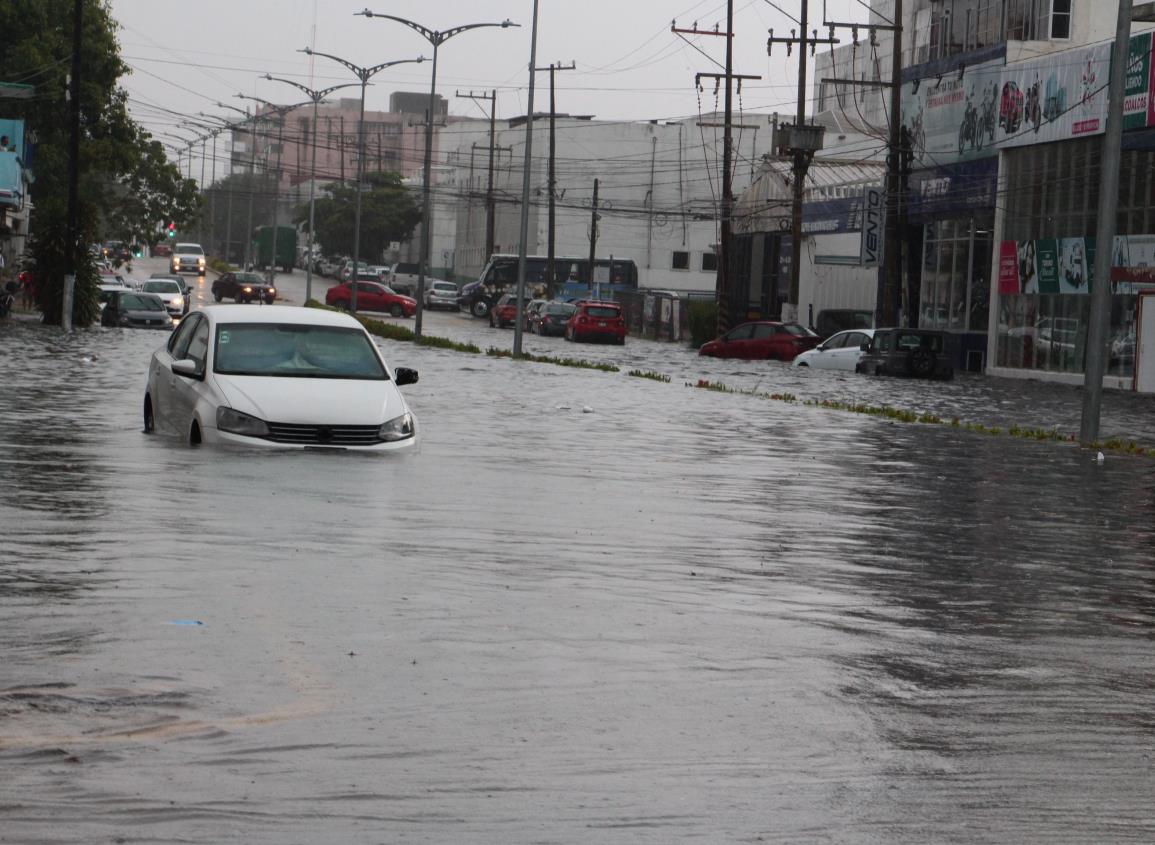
xmin=998 ymin=241 xmax=1021 ymax=294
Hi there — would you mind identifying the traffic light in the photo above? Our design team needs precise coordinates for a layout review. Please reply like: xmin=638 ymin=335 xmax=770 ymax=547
xmin=167 ymin=222 xmax=176 ymax=239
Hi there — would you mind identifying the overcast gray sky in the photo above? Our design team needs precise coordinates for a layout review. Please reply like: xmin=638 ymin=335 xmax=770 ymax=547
xmin=109 ymin=0 xmax=870 ymax=144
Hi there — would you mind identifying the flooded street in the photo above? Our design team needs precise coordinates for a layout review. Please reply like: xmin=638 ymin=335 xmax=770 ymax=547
xmin=3 ymin=276 xmax=1155 ymax=843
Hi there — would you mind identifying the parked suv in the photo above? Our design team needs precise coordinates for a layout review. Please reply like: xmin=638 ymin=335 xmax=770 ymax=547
xmin=855 ymin=328 xmax=954 ymax=379
xmin=565 ymin=301 xmax=627 ymax=345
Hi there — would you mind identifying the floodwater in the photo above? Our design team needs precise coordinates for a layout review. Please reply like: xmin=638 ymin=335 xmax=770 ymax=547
xmin=3 ymin=299 xmax=1155 ymax=843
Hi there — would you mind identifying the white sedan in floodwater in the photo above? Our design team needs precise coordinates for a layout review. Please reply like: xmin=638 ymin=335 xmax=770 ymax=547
xmin=791 ymin=328 xmax=876 ymax=371
xmin=144 ymin=305 xmax=418 ymax=451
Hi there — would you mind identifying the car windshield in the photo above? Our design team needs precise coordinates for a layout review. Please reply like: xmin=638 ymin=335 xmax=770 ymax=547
xmin=214 ymin=323 xmax=387 ymax=380
xmin=432 ymin=283 xmax=456 ymax=292
xmin=176 ymin=244 xmax=204 ymax=255
xmin=545 ymin=304 xmax=575 ymax=315
xmin=585 ymin=306 xmax=619 ymax=318
xmin=142 ymin=281 xmax=180 ymax=294
xmin=236 ymin=273 xmax=264 ymax=284
xmin=121 ymin=294 xmax=165 ymax=311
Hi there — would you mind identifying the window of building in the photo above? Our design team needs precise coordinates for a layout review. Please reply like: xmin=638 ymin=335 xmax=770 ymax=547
xmin=672 ymin=251 xmax=689 ymax=270
xmin=701 ymin=252 xmax=718 ymax=272
xmin=921 ymin=215 xmax=992 ymax=335
xmin=1050 ymin=0 xmax=1071 ymax=39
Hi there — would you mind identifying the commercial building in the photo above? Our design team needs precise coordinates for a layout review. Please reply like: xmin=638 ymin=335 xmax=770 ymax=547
xmin=0 ymin=117 xmax=30 ymax=271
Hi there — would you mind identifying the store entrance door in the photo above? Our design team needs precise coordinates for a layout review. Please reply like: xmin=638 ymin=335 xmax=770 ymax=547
xmin=1135 ymin=292 xmax=1155 ymax=393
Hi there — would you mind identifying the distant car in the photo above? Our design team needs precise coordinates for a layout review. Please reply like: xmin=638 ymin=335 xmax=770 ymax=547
xmin=814 ymin=308 xmax=873 ymax=340
xmin=326 ymin=280 xmax=416 ymax=317
xmin=423 ymin=280 xmax=459 ymax=310
xmin=698 ymin=321 xmax=819 ymax=360
xmin=171 ymin=242 xmax=206 ymax=275
xmin=565 ymin=300 xmax=627 ymax=345
xmin=489 ymin=293 xmax=530 ymax=328
xmin=141 ymin=278 xmax=189 ymax=316
xmin=150 ymin=272 xmax=192 ymax=298
xmin=521 ymin=298 xmax=547 ymax=331
xmin=793 ymin=329 xmax=876 ymax=370
xmin=153 ymin=242 xmax=173 ymax=257
xmin=212 ymin=271 xmax=276 ymax=305
xmin=143 ymin=305 xmax=419 ymax=450
xmin=100 ymin=291 xmax=173 ymax=329
xmin=530 ymin=301 xmax=575 ymax=336
xmin=855 ymin=328 xmax=954 ymax=379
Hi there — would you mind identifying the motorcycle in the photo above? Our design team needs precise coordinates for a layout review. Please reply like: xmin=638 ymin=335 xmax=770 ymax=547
xmin=958 ymin=96 xmax=978 ymax=155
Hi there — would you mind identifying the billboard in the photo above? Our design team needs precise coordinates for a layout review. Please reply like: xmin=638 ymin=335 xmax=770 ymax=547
xmin=902 ymin=41 xmax=1114 ymax=168
xmin=859 ymin=187 xmax=884 ymax=268
xmin=996 ymin=235 xmax=1155 ymax=295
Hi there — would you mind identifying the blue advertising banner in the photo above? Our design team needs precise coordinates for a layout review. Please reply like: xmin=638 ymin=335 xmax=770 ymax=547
xmin=908 ymin=156 xmax=998 ymax=220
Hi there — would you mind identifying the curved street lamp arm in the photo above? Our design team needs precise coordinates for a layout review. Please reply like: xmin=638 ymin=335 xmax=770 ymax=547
xmin=263 ymin=74 xmax=362 ymax=102
xmin=300 ymin=46 xmax=369 ymax=82
xmin=365 ymin=55 xmax=425 ymax=79
xmin=357 ymin=11 xmax=520 ymax=46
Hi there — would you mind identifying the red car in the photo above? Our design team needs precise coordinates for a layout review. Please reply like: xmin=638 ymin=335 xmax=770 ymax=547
xmin=326 ymin=281 xmax=416 ymax=317
xmin=565 ymin=301 xmax=626 ymax=345
xmin=489 ymin=293 xmax=530 ymax=328
xmin=698 ymin=321 xmax=820 ymax=361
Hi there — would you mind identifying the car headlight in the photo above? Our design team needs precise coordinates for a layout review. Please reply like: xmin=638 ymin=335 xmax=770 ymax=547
xmin=242 ymin=286 xmax=252 ymax=293
xmin=216 ymin=407 xmax=270 ymax=437
xmin=378 ymin=412 xmax=415 ymax=442
xmin=268 ymin=288 xmax=275 ymax=295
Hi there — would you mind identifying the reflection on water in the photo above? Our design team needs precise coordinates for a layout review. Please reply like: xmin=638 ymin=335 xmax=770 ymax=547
xmin=2 ymin=318 xmax=1155 ymax=843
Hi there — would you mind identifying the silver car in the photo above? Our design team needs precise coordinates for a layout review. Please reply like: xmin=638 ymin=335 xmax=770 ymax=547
xmin=423 ymin=280 xmax=459 ymax=310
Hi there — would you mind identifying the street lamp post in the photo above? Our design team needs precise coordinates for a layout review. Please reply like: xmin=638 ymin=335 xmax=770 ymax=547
xmin=263 ymin=75 xmax=360 ymax=305
xmin=302 ymin=48 xmax=425 ymax=314
xmin=235 ymin=95 xmax=314 ymax=284
xmin=357 ymin=9 xmax=518 ymax=338
xmin=215 ymin=102 xmax=251 ymax=265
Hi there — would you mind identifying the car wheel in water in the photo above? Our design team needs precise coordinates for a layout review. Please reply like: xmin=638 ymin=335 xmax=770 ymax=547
xmin=143 ymin=396 xmax=155 ymax=433
xmin=213 ymin=292 xmax=222 ymax=303
xmin=189 ymin=420 xmax=202 ymax=446
xmin=390 ymin=304 xmax=403 ymax=318
xmin=798 ymin=361 xmax=809 ymax=367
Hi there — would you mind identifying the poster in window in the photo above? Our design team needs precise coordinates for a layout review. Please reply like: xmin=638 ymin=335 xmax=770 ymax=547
xmin=1035 ymin=238 xmax=1060 ymax=293
xmin=998 ymin=241 xmax=1020 ymax=294
xmin=1058 ymin=238 xmax=1093 ymax=294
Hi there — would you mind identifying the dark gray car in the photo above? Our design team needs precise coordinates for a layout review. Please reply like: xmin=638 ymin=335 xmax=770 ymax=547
xmin=855 ymin=328 xmax=954 ymax=380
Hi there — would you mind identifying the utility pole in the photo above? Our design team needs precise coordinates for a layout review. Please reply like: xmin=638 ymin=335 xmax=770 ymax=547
xmin=456 ymin=89 xmax=499 ymax=266
xmin=769 ymin=3 xmax=838 ymax=322
xmin=817 ymin=12 xmax=902 ymax=327
xmin=61 ymin=0 xmax=82 ymax=331
xmin=587 ymin=177 xmax=599 ymax=286
xmin=1081 ymin=0 xmax=1133 ymax=443
xmin=675 ymin=11 xmax=761 ymax=336
xmin=530 ymin=61 xmax=575 ymax=299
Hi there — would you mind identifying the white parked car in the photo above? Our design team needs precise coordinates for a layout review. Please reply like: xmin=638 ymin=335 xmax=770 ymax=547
xmin=423 ymin=280 xmax=459 ymax=310
xmin=792 ymin=328 xmax=876 ymax=370
xmin=144 ymin=305 xmax=419 ymax=451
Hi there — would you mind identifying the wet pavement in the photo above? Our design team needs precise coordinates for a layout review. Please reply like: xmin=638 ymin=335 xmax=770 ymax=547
xmin=3 ymin=261 xmax=1155 ymax=843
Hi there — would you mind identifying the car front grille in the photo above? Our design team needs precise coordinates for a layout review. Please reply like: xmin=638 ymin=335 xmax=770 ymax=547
xmin=263 ymin=422 xmax=384 ymax=446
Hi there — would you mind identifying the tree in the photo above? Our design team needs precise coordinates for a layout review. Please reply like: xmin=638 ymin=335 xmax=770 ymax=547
xmin=0 ymin=0 xmax=200 ymax=325
xmin=202 ymin=171 xmax=280 ymax=265
xmin=298 ymin=172 xmax=421 ymax=262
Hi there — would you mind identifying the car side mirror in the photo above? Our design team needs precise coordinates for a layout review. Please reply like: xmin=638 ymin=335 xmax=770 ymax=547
xmin=395 ymin=367 xmax=419 ymax=386
xmin=172 ymin=359 xmax=200 ymax=378
xmin=860 ymin=342 xmax=871 ymax=352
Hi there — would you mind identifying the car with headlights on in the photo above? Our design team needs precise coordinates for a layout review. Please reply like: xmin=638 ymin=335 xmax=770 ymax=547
xmin=792 ymin=328 xmax=875 ymax=370
xmin=212 ymin=271 xmax=276 ymax=305
xmin=171 ymin=242 xmax=206 ymax=275
xmin=143 ymin=305 xmax=419 ymax=451
xmin=140 ymin=278 xmax=189 ymax=317
xmin=101 ymin=291 xmax=173 ymax=329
